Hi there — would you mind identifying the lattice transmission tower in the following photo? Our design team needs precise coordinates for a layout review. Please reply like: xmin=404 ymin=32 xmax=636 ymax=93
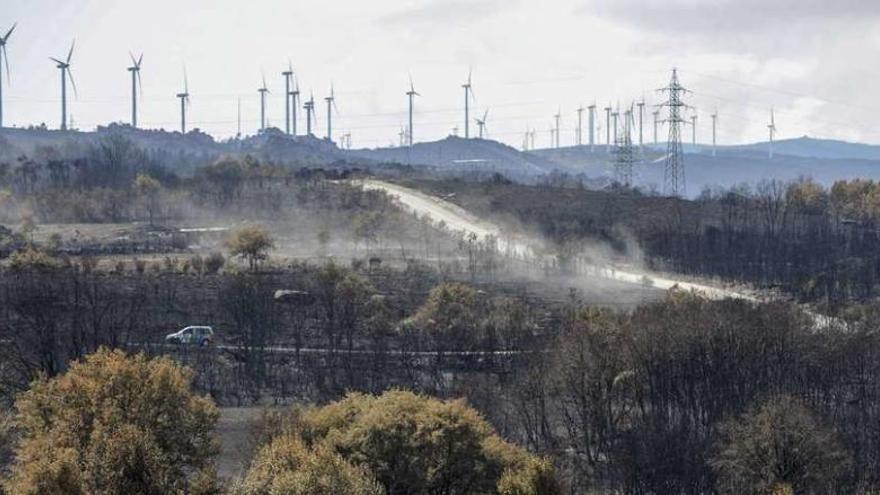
xmin=612 ymin=104 xmax=637 ymax=188
xmin=657 ymin=68 xmax=690 ymax=197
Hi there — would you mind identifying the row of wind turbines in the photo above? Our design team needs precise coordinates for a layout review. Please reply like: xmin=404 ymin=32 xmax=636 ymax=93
xmin=0 ymin=23 xmax=779 ymax=156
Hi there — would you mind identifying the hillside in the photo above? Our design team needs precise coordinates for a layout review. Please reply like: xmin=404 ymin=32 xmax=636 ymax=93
xmin=351 ymin=136 xmax=560 ymax=180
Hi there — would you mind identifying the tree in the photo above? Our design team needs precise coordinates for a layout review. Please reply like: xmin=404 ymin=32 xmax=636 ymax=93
xmin=226 ymin=226 xmax=275 ymax=271
xmin=236 ymin=434 xmax=382 ymax=495
xmin=710 ymin=395 xmax=852 ymax=494
xmin=410 ymin=282 xmax=484 ymax=351
xmin=3 ymin=348 xmax=220 ymax=495
xmin=290 ymin=389 xmax=560 ymax=495
xmin=133 ymin=173 xmax=161 ymax=225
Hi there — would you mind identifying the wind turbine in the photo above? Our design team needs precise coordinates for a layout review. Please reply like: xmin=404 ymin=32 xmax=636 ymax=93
xmin=768 ymin=108 xmax=776 ymax=159
xmin=406 ymin=74 xmax=419 ymax=147
xmin=475 ymin=108 xmax=489 ymax=139
xmin=325 ymin=83 xmax=338 ymax=142
xmin=127 ymin=52 xmax=143 ymax=128
xmin=0 ymin=23 xmax=16 ymax=129
xmin=304 ymin=91 xmax=315 ymax=136
xmin=576 ymin=105 xmax=584 ymax=146
xmin=711 ymin=109 xmax=717 ymax=158
xmin=282 ymin=63 xmax=293 ymax=135
xmin=588 ymin=103 xmax=596 ymax=152
xmin=604 ymin=105 xmax=612 ymax=152
xmin=637 ymin=100 xmax=645 ymax=152
xmin=258 ymin=74 xmax=269 ymax=131
xmin=50 ymin=41 xmax=77 ymax=131
xmin=611 ymin=106 xmax=619 ymax=145
xmin=290 ymin=77 xmax=300 ymax=137
xmin=176 ymin=67 xmax=190 ymax=133
xmin=462 ymin=68 xmax=475 ymax=138
xmin=554 ymin=110 xmax=561 ymax=148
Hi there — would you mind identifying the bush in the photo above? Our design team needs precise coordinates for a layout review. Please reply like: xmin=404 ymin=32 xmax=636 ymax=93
xmin=204 ymin=252 xmax=225 ymax=275
xmin=8 ymin=247 xmax=61 ymax=272
xmin=3 ymin=348 xmax=220 ymax=494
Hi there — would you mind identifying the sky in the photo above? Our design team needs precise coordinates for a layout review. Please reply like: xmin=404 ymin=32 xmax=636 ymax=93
xmin=2 ymin=0 xmax=880 ymax=149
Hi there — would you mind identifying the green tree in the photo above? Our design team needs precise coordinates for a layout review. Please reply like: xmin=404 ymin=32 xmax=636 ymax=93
xmin=291 ymin=389 xmax=560 ymax=495
xmin=410 ymin=282 xmax=484 ymax=350
xmin=710 ymin=395 xmax=851 ymax=494
xmin=226 ymin=226 xmax=275 ymax=271
xmin=3 ymin=348 xmax=220 ymax=495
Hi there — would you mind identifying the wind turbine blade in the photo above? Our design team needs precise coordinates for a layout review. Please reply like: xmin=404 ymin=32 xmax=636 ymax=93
xmin=467 ymin=66 xmax=472 ymax=86
xmin=184 ymin=65 xmax=189 ymax=93
xmin=66 ymin=40 xmax=75 ymax=64
xmin=49 ymin=57 xmax=64 ymax=65
xmin=483 ymin=108 xmax=489 ymax=122
xmin=67 ymin=68 xmax=78 ymax=98
xmin=409 ymin=72 xmax=415 ymax=93
xmin=3 ymin=23 xmax=16 ymax=42
xmin=129 ymin=51 xmax=137 ymax=66
xmin=137 ymin=70 xmax=143 ymax=98
xmin=137 ymin=53 xmax=143 ymax=67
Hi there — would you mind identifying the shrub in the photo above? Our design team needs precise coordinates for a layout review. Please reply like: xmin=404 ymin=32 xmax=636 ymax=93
xmin=204 ymin=252 xmax=225 ymax=275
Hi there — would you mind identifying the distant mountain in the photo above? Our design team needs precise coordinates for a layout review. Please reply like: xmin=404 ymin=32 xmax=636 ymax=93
xmin=531 ymin=137 xmax=880 ymax=196
xmin=723 ymin=136 xmax=880 ymax=161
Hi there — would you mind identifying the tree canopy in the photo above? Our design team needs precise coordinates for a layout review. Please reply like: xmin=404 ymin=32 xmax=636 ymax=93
xmin=3 ymin=348 xmax=220 ymax=495
xmin=251 ymin=389 xmax=560 ymax=495
xmin=226 ymin=226 xmax=275 ymax=271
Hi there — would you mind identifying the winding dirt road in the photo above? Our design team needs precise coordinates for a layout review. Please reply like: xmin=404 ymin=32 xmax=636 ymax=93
xmin=362 ymin=179 xmax=757 ymax=302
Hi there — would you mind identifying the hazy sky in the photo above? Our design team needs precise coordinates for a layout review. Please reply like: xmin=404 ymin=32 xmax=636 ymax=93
xmin=3 ymin=0 xmax=880 ymax=148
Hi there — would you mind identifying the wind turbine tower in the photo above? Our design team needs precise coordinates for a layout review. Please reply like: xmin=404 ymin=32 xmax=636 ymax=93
xmin=554 ymin=110 xmax=561 ymax=148
xmin=604 ymin=105 xmax=612 ymax=152
xmin=576 ymin=105 xmax=584 ymax=146
xmin=0 ymin=23 xmax=16 ymax=128
xmin=768 ymin=108 xmax=776 ymax=159
xmin=50 ymin=41 xmax=77 ymax=131
xmin=290 ymin=78 xmax=300 ymax=137
xmin=657 ymin=68 xmax=690 ymax=197
xmin=282 ymin=65 xmax=293 ymax=135
xmin=176 ymin=68 xmax=190 ymax=133
xmin=406 ymin=75 xmax=419 ymax=146
xmin=588 ymin=104 xmax=596 ymax=151
xmin=637 ymin=100 xmax=645 ymax=152
xmin=462 ymin=69 xmax=474 ymax=138
xmin=325 ymin=84 xmax=337 ymax=142
xmin=304 ymin=92 xmax=315 ymax=136
xmin=611 ymin=106 xmax=619 ymax=146
xmin=711 ymin=110 xmax=717 ymax=158
xmin=258 ymin=75 xmax=269 ymax=131
xmin=127 ymin=52 xmax=143 ymax=128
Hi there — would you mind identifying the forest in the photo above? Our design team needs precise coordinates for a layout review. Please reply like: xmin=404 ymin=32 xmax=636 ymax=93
xmin=0 ymin=134 xmax=877 ymax=493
